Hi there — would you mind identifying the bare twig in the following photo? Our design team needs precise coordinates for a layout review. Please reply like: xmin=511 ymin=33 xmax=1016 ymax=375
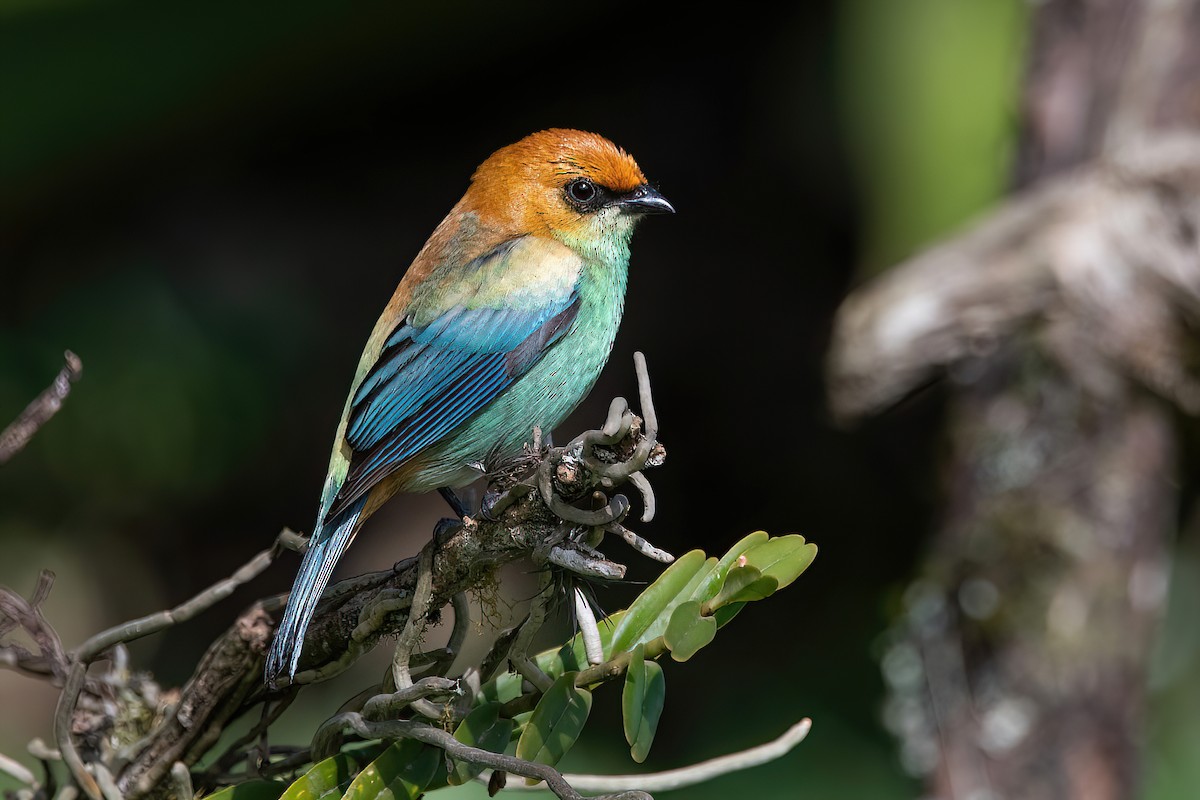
xmin=310 ymin=676 xmax=458 ymax=760
xmin=539 ymin=461 xmax=630 ymax=526
xmin=360 ymin=677 xmax=459 ymax=721
xmin=439 ymin=592 xmax=471 ymax=676
xmin=0 ymin=751 xmax=37 ymax=786
xmin=91 ymin=764 xmax=122 ymax=800
xmin=28 ymin=740 xmax=60 ymax=762
xmin=606 ymin=523 xmax=674 ymax=564
xmin=201 ymin=690 xmax=298 ymax=783
xmin=479 ymin=719 xmax=813 ymax=794
xmin=387 ymin=541 xmax=446 ymax=722
xmin=76 ymin=529 xmax=298 ymax=662
xmin=0 ymin=351 xmax=82 ymax=465
xmin=55 ymin=665 xmax=100 ymax=800
xmin=507 ymin=572 xmax=555 ymax=694
xmin=0 ymin=570 xmax=69 ymax=684
xmin=573 ymin=588 xmax=603 ymax=666
xmin=56 ymin=530 xmax=299 ymax=800
xmin=627 ymin=471 xmax=656 ymax=523
xmin=547 ymin=546 xmax=627 ymax=579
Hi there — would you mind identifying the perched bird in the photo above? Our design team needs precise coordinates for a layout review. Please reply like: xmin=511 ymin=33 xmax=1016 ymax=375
xmin=266 ymin=129 xmax=672 ymax=682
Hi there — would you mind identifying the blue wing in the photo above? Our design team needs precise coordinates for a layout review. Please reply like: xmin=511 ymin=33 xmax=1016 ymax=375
xmin=267 ymin=235 xmax=580 ymax=682
xmin=326 ymin=238 xmax=581 ymax=518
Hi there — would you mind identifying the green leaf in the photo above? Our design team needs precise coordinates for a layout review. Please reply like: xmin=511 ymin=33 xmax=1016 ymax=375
xmin=663 ymin=600 xmax=716 ymax=662
xmin=719 ymin=531 xmax=771 ymax=564
xmin=713 ymin=601 xmax=747 ymax=628
xmin=688 ymin=531 xmax=771 ymax=604
xmin=608 ymin=550 xmax=708 ymax=655
xmin=202 ymin=781 xmax=287 ymax=800
xmin=341 ymin=743 xmax=391 ymax=768
xmin=630 ymin=557 xmax=719 ymax=649
xmin=741 ymin=535 xmax=818 ymax=590
xmin=677 ymin=557 xmax=719 ymax=604
xmin=341 ymin=739 xmax=439 ymax=800
xmin=710 ymin=565 xmax=779 ymax=608
xmin=448 ymin=703 xmax=515 ymax=786
xmin=621 ymin=643 xmax=646 ymax=745
xmin=621 ymin=644 xmax=666 ymax=763
xmin=515 ymin=671 xmax=593 ymax=782
xmin=477 ymin=670 xmax=525 ymax=705
xmin=279 ymin=753 xmax=359 ymax=800
xmin=421 ymin=758 xmax=449 ymax=796
xmin=509 ymin=710 xmax=533 ymax=743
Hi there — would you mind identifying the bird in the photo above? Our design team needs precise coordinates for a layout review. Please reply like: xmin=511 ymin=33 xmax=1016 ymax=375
xmin=266 ymin=129 xmax=673 ymax=683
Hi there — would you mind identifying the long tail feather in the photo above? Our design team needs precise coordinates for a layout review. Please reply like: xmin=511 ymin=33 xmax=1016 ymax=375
xmin=266 ymin=495 xmax=368 ymax=683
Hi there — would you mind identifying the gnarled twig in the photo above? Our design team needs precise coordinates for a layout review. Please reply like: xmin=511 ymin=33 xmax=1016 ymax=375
xmin=20 ymin=356 xmax=673 ymax=800
xmin=479 ymin=718 xmax=813 ymax=794
xmin=0 ymin=351 xmax=82 ymax=465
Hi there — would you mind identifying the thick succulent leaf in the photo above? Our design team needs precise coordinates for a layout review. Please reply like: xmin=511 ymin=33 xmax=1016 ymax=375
xmin=713 ymin=601 xmax=747 ymax=628
xmin=341 ymin=740 xmax=438 ymax=800
xmin=477 ymin=670 xmax=524 ymax=706
xmin=663 ymin=600 xmax=716 ymax=662
xmin=448 ymin=703 xmax=515 ymax=786
xmin=279 ymin=754 xmax=359 ymax=800
xmin=515 ymin=671 xmax=593 ymax=781
xmin=421 ymin=758 xmax=450 ymax=796
xmin=719 ymin=531 xmax=771 ymax=564
xmin=477 ymin=533 xmax=817 ymax=741
xmin=203 ymin=781 xmax=286 ymax=800
xmin=621 ymin=644 xmax=666 ymax=763
xmin=740 ymin=535 xmax=818 ymax=590
xmin=687 ymin=531 xmax=771 ymax=604
xmin=677 ymin=557 xmax=719 ymax=603
xmin=633 ymin=557 xmax=718 ymax=648
xmin=608 ymin=550 xmax=707 ymax=655
xmin=341 ymin=743 xmax=391 ymax=767
xmin=509 ymin=710 xmax=533 ymax=743
xmin=621 ymin=643 xmax=647 ymax=746
xmin=710 ymin=565 xmax=779 ymax=608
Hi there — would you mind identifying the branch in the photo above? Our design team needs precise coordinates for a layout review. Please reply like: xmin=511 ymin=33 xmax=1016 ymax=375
xmin=106 ymin=355 xmax=667 ymax=799
xmin=479 ymin=719 xmax=813 ymax=794
xmin=8 ymin=350 xmax=815 ymax=800
xmin=54 ymin=530 xmax=304 ymax=800
xmin=0 ymin=750 xmax=37 ymax=786
xmin=0 ymin=350 xmax=82 ymax=464
xmin=6 ymin=356 xmax=683 ymax=800
xmin=0 ymin=570 xmax=69 ymax=684
xmin=1104 ymin=0 xmax=1190 ymax=152
xmin=330 ymin=714 xmax=651 ymax=800
xmin=828 ymin=132 xmax=1200 ymax=421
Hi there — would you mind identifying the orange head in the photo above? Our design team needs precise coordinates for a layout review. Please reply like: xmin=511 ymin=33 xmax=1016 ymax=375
xmin=463 ymin=129 xmax=673 ymax=246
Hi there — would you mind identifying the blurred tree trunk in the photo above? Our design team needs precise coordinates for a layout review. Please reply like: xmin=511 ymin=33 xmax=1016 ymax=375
xmin=829 ymin=1 xmax=1200 ymax=798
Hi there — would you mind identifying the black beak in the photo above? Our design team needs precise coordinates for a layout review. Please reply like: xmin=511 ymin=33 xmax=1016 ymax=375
xmin=618 ymin=184 xmax=675 ymax=215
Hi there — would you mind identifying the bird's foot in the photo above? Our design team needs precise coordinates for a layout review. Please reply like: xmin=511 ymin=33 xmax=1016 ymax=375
xmin=432 ymin=516 xmax=464 ymax=545
xmin=438 ymin=487 xmax=471 ymax=520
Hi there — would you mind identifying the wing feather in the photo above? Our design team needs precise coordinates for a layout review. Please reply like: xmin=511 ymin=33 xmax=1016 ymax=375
xmin=326 ymin=236 xmax=582 ymax=519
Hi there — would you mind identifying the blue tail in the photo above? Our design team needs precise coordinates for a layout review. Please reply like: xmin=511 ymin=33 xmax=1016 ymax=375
xmin=266 ymin=495 xmax=368 ymax=683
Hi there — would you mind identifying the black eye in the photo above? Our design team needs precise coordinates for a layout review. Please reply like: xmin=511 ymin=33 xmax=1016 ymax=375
xmin=566 ymin=179 xmax=598 ymax=206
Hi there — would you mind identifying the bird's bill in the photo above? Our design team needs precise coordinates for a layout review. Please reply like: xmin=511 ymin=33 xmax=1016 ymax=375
xmin=616 ymin=184 xmax=675 ymax=215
